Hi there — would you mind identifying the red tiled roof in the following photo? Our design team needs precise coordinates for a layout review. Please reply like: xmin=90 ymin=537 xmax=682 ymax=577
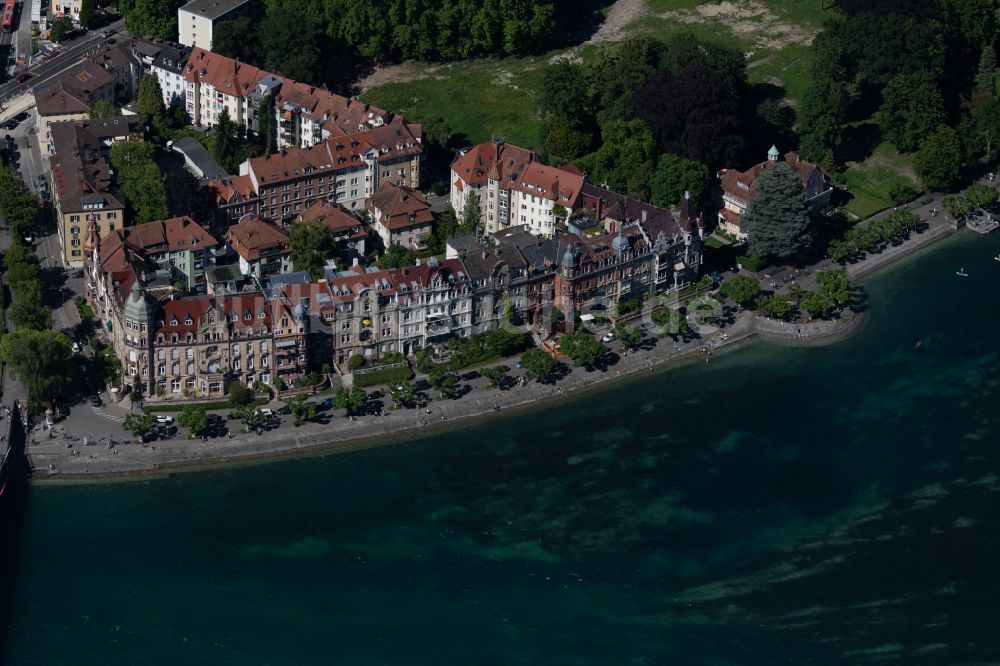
xmin=118 ymin=216 xmax=215 ymax=255
xmin=226 ymin=215 xmax=290 ymax=261
xmin=451 ymin=141 xmax=535 ymax=187
xmin=720 ymin=151 xmax=827 ymax=204
xmin=297 ymin=201 xmax=366 ymax=237
xmin=367 ymin=182 xmax=433 ymax=231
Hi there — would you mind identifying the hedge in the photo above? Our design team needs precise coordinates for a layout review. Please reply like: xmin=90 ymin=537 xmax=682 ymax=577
xmin=353 ymin=365 xmax=414 ymax=388
xmin=144 ymin=397 xmax=268 ymax=413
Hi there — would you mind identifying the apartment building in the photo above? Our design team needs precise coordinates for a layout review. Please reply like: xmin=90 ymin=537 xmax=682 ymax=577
xmin=450 ymin=139 xmax=584 ymax=237
xmin=325 ymin=258 xmax=473 ymax=365
xmin=226 ymin=215 xmax=292 ymax=279
xmin=225 ymin=117 xmax=423 ymax=219
xmin=296 ymin=201 xmax=368 ymax=261
xmin=366 ymin=182 xmax=433 ymax=250
xmin=113 ymin=216 xmax=219 ymax=291
xmin=150 ymin=43 xmax=191 ymax=109
xmin=179 ymin=48 xmax=391 ymax=147
xmin=49 ymin=119 xmax=139 ymax=266
xmin=34 ymin=61 xmax=116 ymax=154
xmin=208 ymin=174 xmax=258 ymax=219
xmin=88 ymin=39 xmax=141 ymax=103
xmin=177 ymin=0 xmax=253 ymax=50
xmin=718 ymin=145 xmax=833 ymax=241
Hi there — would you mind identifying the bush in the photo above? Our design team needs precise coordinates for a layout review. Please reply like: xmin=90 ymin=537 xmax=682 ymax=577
xmin=354 ymin=364 xmax=414 ymax=388
xmin=737 ymin=253 xmax=769 ymax=272
xmin=294 ymin=372 xmax=324 ymax=388
xmin=145 ymin=398 xmax=266 ymax=413
xmin=348 ymin=354 xmax=366 ymax=370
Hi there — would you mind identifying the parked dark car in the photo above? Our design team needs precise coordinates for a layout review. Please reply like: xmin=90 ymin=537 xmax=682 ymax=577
xmin=90 ymin=395 xmax=103 ymax=408
xmin=15 ymin=72 xmax=31 ymax=84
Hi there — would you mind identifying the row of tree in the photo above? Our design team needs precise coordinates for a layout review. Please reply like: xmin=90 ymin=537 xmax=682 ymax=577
xmin=826 ymin=209 xmax=923 ymax=263
xmin=719 ymin=270 xmax=852 ymax=320
xmin=0 ymin=166 xmax=73 ymax=414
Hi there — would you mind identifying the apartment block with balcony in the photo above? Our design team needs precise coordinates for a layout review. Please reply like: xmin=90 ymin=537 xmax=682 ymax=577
xmin=177 ymin=0 xmax=253 ymax=50
xmin=450 ymin=138 xmax=583 ymax=237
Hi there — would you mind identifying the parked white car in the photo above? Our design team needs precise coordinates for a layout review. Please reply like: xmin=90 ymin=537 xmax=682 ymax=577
xmin=156 ymin=415 xmax=174 ymax=424
xmin=602 ymin=332 xmax=616 ymax=343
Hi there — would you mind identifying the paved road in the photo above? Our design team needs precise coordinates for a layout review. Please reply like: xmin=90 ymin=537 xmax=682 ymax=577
xmin=0 ymin=17 xmax=125 ymax=107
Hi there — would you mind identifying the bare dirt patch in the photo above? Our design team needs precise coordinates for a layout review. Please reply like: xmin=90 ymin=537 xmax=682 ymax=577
xmin=355 ymin=62 xmax=447 ymax=93
xmin=551 ymin=0 xmax=648 ymax=63
xmin=659 ymin=0 xmax=817 ymax=51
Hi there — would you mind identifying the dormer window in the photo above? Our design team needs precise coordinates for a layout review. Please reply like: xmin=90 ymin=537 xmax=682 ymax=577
xmin=184 ymin=317 xmax=192 ymax=325
xmin=258 ymin=311 xmax=265 ymax=319
xmin=245 ymin=312 xmax=251 ymax=320
xmin=170 ymin=317 xmax=178 ymax=325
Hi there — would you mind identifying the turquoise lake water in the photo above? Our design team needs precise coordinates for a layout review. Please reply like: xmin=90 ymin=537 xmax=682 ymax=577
xmin=3 ymin=232 xmax=1000 ymax=664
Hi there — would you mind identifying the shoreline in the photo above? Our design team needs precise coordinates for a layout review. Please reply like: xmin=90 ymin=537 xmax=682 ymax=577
xmin=32 ymin=310 xmax=867 ymax=485
xmin=31 ymin=225 xmax=958 ymax=485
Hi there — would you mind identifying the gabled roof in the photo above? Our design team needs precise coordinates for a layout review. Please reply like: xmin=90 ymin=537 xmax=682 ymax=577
xmin=208 ymin=174 xmax=256 ymax=204
xmin=297 ymin=201 xmax=366 ymax=237
xmin=118 ymin=216 xmax=216 ymax=256
xmin=720 ymin=150 xmax=827 ymax=204
xmin=367 ymin=182 xmax=433 ymax=231
xmin=226 ymin=215 xmax=290 ymax=261
xmin=451 ymin=141 xmax=535 ymax=187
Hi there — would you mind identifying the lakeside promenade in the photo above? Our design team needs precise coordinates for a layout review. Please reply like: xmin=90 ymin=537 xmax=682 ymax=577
xmin=26 ymin=209 xmax=968 ymax=482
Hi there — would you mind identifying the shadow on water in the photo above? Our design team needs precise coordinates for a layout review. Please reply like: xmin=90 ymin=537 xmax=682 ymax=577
xmin=0 ymin=403 xmax=31 ymax=666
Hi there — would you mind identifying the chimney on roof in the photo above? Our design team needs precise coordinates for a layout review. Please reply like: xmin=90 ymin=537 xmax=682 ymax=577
xmin=641 ymin=210 xmax=647 ymax=223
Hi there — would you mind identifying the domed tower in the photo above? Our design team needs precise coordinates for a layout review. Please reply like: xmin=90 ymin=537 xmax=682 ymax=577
xmin=560 ymin=243 xmax=577 ymax=278
xmin=121 ymin=282 xmax=156 ymax=395
xmin=768 ymin=144 xmax=780 ymax=162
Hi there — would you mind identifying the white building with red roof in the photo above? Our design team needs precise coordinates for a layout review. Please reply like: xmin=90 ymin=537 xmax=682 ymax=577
xmin=718 ymin=145 xmax=833 ymax=241
xmin=450 ymin=138 xmax=584 ymax=238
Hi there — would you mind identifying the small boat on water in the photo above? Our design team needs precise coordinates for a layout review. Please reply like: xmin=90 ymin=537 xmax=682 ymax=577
xmin=956 ymin=268 xmax=969 ymax=277
xmin=994 ymin=254 xmax=1000 ymax=262
xmin=915 ymin=340 xmax=923 ymax=351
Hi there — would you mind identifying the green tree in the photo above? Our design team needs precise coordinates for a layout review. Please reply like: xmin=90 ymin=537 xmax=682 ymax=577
xmin=586 ymin=37 xmax=667 ymax=123
xmin=290 ymin=220 xmax=336 ymax=280
xmin=122 ymin=412 xmax=157 ymax=442
xmin=285 ymin=393 xmax=317 ymax=427
xmin=877 ymin=72 xmax=946 ymax=153
xmin=543 ymin=116 xmax=594 ymax=160
xmin=178 ymin=404 xmax=209 ymax=438
xmin=480 ymin=365 xmax=508 ymax=389
xmin=211 ymin=15 xmax=256 ymax=62
xmin=720 ymin=274 xmax=761 ymax=308
xmin=234 ymin=404 xmax=266 ymax=432
xmin=228 ymin=382 xmax=254 ymax=407
xmin=974 ymin=44 xmax=997 ymax=103
xmin=649 ymin=154 xmax=710 ymax=208
xmin=651 ymin=306 xmax=687 ymax=339
xmin=78 ymin=0 xmax=95 ymax=27
xmin=348 ymin=354 xmax=366 ymax=370
xmin=743 ymin=162 xmax=813 ymax=261
xmin=817 ymin=268 xmax=852 ymax=307
xmin=10 ymin=283 xmax=52 ymax=330
xmin=429 ymin=370 xmax=459 ymax=399
xmin=800 ymin=291 xmax=830 ymax=319
xmin=558 ymin=333 xmax=607 ymax=368
xmin=575 ymin=120 xmax=657 ymax=200
xmin=109 ymin=140 xmax=168 ymax=224
xmin=333 ymin=386 xmax=366 ymax=416
xmin=261 ymin=8 xmax=322 ymax=82
xmin=614 ymin=324 xmax=643 ymax=351
xmin=118 ymin=0 xmax=184 ymax=40
xmin=520 ymin=348 xmax=557 ymax=383
xmin=797 ymin=80 xmax=847 ymax=169
xmin=212 ymin=108 xmax=237 ymax=172
xmin=88 ymin=99 xmax=119 ymax=119
xmin=378 ymin=243 xmax=416 ymax=269
xmin=914 ymin=125 xmax=962 ymax=191
xmin=0 ymin=329 xmax=71 ymax=411
xmin=137 ymin=74 xmax=166 ymax=127
xmin=461 ymin=189 xmax=482 ymax=233
xmin=49 ymin=17 xmax=72 ymax=42
xmin=386 ymin=381 xmax=415 ymax=408
xmin=757 ymin=294 xmax=793 ymax=319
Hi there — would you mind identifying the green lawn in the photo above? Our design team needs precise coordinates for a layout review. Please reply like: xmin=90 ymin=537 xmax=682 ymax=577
xmin=840 ymin=142 xmax=922 ymax=218
xmin=639 ymin=0 xmax=830 ymax=104
xmin=362 ymin=56 xmax=553 ymax=151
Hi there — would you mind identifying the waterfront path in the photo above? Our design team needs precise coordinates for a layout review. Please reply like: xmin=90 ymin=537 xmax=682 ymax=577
xmin=29 ymin=306 xmax=863 ymax=480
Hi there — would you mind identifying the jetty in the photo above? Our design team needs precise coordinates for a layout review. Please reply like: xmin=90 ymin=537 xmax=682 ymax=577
xmin=967 ymin=216 xmax=999 ymax=234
